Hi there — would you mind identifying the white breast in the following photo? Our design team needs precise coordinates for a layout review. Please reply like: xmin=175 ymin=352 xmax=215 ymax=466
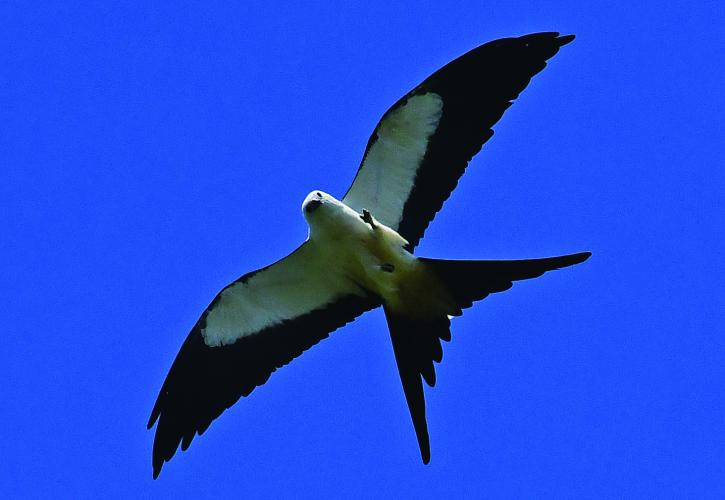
xmin=306 ymin=196 xmax=415 ymax=301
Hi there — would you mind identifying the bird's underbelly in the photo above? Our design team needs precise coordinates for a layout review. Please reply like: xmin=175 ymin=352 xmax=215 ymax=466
xmin=322 ymin=222 xmax=454 ymax=318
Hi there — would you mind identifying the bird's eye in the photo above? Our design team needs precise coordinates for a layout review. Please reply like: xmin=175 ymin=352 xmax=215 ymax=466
xmin=316 ymin=192 xmax=322 ymax=198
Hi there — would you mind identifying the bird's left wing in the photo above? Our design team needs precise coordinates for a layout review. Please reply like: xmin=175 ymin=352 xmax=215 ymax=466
xmin=343 ymin=32 xmax=575 ymax=250
xmin=148 ymin=242 xmax=380 ymax=478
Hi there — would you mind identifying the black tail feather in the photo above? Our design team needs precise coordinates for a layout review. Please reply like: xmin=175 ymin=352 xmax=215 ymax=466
xmin=384 ymin=307 xmax=454 ymax=464
xmin=420 ymin=252 xmax=591 ymax=311
xmin=383 ymin=251 xmax=590 ymax=464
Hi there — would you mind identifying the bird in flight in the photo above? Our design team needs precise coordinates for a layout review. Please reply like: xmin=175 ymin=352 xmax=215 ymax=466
xmin=148 ymin=31 xmax=590 ymax=478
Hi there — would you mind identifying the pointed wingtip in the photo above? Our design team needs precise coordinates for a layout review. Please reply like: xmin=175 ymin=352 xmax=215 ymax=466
xmin=152 ymin=454 xmax=163 ymax=479
xmin=558 ymin=34 xmax=576 ymax=46
xmin=152 ymin=444 xmax=166 ymax=479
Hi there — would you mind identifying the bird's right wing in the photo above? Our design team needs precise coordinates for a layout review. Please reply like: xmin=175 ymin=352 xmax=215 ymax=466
xmin=148 ymin=242 xmax=380 ymax=478
xmin=343 ymin=32 xmax=575 ymax=250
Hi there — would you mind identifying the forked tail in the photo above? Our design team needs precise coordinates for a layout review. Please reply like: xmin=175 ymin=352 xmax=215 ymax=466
xmin=384 ymin=251 xmax=591 ymax=463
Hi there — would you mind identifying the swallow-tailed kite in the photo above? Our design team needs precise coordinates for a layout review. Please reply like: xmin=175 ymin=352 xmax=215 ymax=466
xmin=148 ymin=31 xmax=590 ymax=478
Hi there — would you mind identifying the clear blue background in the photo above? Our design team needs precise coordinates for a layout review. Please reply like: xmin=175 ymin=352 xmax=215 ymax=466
xmin=2 ymin=1 xmax=723 ymax=498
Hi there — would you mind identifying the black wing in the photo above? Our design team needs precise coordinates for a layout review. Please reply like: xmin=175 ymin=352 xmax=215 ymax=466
xmin=148 ymin=244 xmax=380 ymax=478
xmin=343 ymin=32 xmax=575 ymax=250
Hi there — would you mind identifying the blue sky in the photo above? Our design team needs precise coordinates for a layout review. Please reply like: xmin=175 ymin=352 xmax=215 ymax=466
xmin=2 ymin=1 xmax=724 ymax=498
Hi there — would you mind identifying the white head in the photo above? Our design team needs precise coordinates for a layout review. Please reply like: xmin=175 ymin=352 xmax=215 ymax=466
xmin=301 ymin=190 xmax=362 ymax=240
xmin=301 ymin=190 xmax=329 ymax=218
